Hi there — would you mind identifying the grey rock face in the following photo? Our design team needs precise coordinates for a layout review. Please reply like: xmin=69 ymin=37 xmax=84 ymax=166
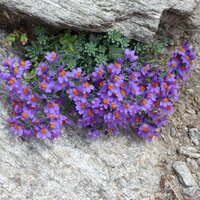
xmin=0 ymin=105 xmax=164 ymax=200
xmin=0 ymin=0 xmax=200 ymax=42
xmin=173 ymin=161 xmax=198 ymax=197
xmin=179 ymin=146 xmax=200 ymax=159
xmin=189 ymin=128 xmax=200 ymax=146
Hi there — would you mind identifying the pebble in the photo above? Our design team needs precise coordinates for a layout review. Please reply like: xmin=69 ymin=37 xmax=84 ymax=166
xmin=189 ymin=128 xmax=200 ymax=146
xmin=179 ymin=146 xmax=200 ymax=159
xmin=173 ymin=161 xmax=198 ymax=197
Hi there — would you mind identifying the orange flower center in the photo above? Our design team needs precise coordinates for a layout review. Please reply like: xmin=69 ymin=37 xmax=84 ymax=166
xmin=41 ymin=128 xmax=47 ymax=134
xmin=154 ymin=101 xmax=159 ymax=105
xmin=131 ymin=75 xmax=136 ymax=80
xmin=103 ymin=99 xmax=109 ymax=104
xmin=123 ymin=103 xmax=129 ymax=108
xmin=140 ymin=86 xmax=145 ymax=91
xmin=22 ymin=112 xmax=28 ymax=119
xmin=51 ymin=55 xmax=57 ymax=60
xmin=84 ymin=82 xmax=89 ymax=87
xmin=14 ymin=68 xmax=18 ymax=73
xmin=108 ymin=83 xmax=114 ymax=90
xmin=81 ymin=103 xmax=86 ymax=109
xmin=152 ymin=82 xmax=158 ymax=87
xmin=135 ymin=117 xmax=140 ymax=123
xmin=23 ymin=87 xmax=28 ymax=94
xmin=111 ymin=103 xmax=117 ymax=109
xmin=50 ymin=123 xmax=55 ymax=128
xmin=18 ymin=102 xmax=24 ymax=107
xmin=190 ymin=60 xmax=194 ymax=65
xmin=113 ymin=75 xmax=119 ymax=81
xmin=163 ymin=98 xmax=168 ymax=102
xmin=75 ymin=72 xmax=81 ymax=77
xmin=181 ymin=66 xmax=187 ymax=71
xmin=9 ymin=78 xmax=15 ymax=84
xmin=60 ymin=70 xmax=66 ymax=76
xmin=167 ymin=73 xmax=173 ymax=78
xmin=180 ymin=48 xmax=185 ymax=53
xmin=143 ymin=66 xmax=147 ymax=70
xmin=42 ymin=75 xmax=47 ymax=80
xmin=48 ymin=114 xmax=54 ymax=119
xmin=143 ymin=126 xmax=148 ymax=132
xmin=99 ymin=81 xmax=104 ymax=87
xmin=31 ymin=95 xmax=37 ymax=102
xmin=167 ymin=106 xmax=171 ymax=110
xmin=41 ymin=82 xmax=46 ymax=89
xmin=73 ymin=89 xmax=79 ymax=95
xmin=41 ymin=65 xmax=46 ymax=71
xmin=15 ymin=124 xmax=21 ymax=130
xmin=115 ymin=63 xmax=120 ymax=68
xmin=48 ymin=102 xmax=54 ymax=107
xmin=142 ymin=99 xmax=147 ymax=105
xmin=20 ymin=61 xmax=25 ymax=66
xmin=114 ymin=112 xmax=119 ymax=118
xmin=98 ymin=69 xmax=103 ymax=75
xmin=172 ymin=63 xmax=176 ymax=67
xmin=88 ymin=110 xmax=93 ymax=116
xmin=149 ymin=134 xmax=154 ymax=139
xmin=120 ymin=90 xmax=125 ymax=96
xmin=163 ymin=83 xmax=169 ymax=90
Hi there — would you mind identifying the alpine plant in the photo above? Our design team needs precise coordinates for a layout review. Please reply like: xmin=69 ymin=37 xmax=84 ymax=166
xmin=0 ymin=42 xmax=196 ymax=141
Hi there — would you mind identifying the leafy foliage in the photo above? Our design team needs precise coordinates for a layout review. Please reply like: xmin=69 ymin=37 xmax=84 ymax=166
xmin=3 ymin=30 xmax=28 ymax=47
xmin=6 ymin=26 xmax=170 ymax=74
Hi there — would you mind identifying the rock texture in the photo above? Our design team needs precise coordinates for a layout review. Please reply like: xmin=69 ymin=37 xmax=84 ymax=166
xmin=0 ymin=104 xmax=164 ymax=200
xmin=173 ymin=161 xmax=198 ymax=196
xmin=189 ymin=128 xmax=200 ymax=146
xmin=0 ymin=0 xmax=200 ymax=42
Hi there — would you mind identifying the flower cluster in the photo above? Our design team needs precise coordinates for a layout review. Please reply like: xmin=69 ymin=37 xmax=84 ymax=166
xmin=0 ymin=43 xmax=196 ymax=141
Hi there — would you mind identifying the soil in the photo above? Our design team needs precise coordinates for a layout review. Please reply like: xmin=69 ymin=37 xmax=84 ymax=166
xmin=154 ymin=33 xmax=200 ymax=200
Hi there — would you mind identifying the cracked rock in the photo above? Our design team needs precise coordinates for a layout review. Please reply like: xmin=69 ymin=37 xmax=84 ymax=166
xmin=0 ymin=0 xmax=200 ymax=42
xmin=179 ymin=146 xmax=200 ymax=159
xmin=173 ymin=161 xmax=198 ymax=197
xmin=189 ymin=128 xmax=200 ymax=146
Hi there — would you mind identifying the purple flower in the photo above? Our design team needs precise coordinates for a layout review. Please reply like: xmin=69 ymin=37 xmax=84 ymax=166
xmin=129 ymin=72 xmax=141 ymax=83
xmin=82 ymin=81 xmax=94 ymax=93
xmin=125 ymin=49 xmax=138 ymax=62
xmin=17 ymin=85 xmax=30 ymax=99
xmin=44 ymin=101 xmax=60 ymax=113
xmin=45 ymin=52 xmax=60 ymax=63
xmin=140 ymin=98 xmax=153 ymax=111
xmin=91 ymin=64 xmax=105 ymax=81
xmin=27 ymin=94 xmax=39 ymax=107
xmin=138 ymin=123 xmax=156 ymax=141
xmin=19 ymin=60 xmax=31 ymax=70
xmin=147 ymin=81 xmax=160 ymax=93
xmin=107 ymin=63 xmax=121 ymax=75
xmin=160 ymin=98 xmax=172 ymax=108
xmin=36 ymin=63 xmax=49 ymax=75
xmin=57 ymin=66 xmax=70 ymax=84
xmin=36 ymin=126 xmax=51 ymax=139
xmin=75 ymin=101 xmax=88 ymax=115
xmin=88 ymin=130 xmax=100 ymax=139
xmin=8 ymin=117 xmax=23 ymax=136
xmin=72 ymin=68 xmax=82 ymax=79
xmin=141 ymin=64 xmax=150 ymax=76
xmin=20 ymin=107 xmax=35 ymax=120
xmin=162 ymin=103 xmax=174 ymax=115
xmin=39 ymin=81 xmax=54 ymax=93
